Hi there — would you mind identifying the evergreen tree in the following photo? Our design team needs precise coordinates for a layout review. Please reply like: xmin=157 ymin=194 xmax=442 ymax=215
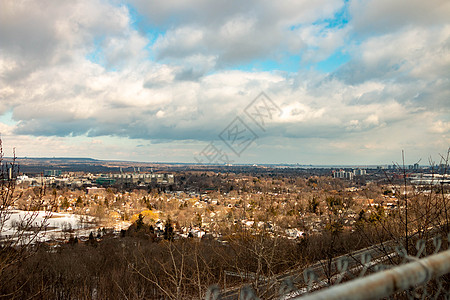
xmin=136 ymin=214 xmax=144 ymax=231
xmin=163 ymin=219 xmax=174 ymax=241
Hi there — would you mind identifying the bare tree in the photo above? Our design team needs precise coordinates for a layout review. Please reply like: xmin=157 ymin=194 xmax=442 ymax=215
xmin=0 ymin=139 xmax=56 ymax=291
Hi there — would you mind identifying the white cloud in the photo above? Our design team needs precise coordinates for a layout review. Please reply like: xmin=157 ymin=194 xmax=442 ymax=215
xmin=0 ymin=0 xmax=448 ymax=163
xmin=430 ymin=120 xmax=450 ymax=134
xmin=146 ymin=0 xmax=346 ymax=67
xmin=295 ymin=24 xmax=349 ymax=63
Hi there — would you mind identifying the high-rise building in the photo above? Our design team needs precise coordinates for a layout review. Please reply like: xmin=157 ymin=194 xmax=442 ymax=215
xmin=44 ymin=170 xmax=62 ymax=177
xmin=332 ymin=170 xmax=354 ymax=180
xmin=353 ymin=169 xmax=366 ymax=176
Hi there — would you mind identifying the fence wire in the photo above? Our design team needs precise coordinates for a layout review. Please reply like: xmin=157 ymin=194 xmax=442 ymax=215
xmin=205 ymin=234 xmax=450 ymax=300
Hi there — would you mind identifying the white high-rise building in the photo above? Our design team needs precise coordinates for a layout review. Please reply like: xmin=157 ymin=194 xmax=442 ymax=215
xmin=353 ymin=169 xmax=366 ymax=176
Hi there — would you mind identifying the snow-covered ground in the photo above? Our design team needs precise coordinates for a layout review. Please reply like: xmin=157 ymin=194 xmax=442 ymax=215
xmin=1 ymin=210 xmax=96 ymax=243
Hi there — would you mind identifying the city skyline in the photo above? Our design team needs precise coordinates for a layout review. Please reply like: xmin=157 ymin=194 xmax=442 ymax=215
xmin=0 ymin=0 xmax=449 ymax=164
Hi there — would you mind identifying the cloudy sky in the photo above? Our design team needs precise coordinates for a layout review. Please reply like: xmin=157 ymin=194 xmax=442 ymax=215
xmin=0 ymin=0 xmax=449 ymax=165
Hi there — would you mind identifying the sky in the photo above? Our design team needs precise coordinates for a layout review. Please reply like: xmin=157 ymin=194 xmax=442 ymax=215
xmin=0 ymin=0 xmax=449 ymax=165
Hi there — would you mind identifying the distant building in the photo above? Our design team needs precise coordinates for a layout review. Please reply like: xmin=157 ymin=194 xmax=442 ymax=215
xmin=95 ymin=177 xmax=116 ymax=185
xmin=353 ymin=169 xmax=366 ymax=176
xmin=17 ymin=174 xmax=33 ymax=186
xmin=87 ymin=187 xmax=106 ymax=195
xmin=344 ymin=172 xmax=354 ymax=180
xmin=108 ymin=172 xmax=174 ymax=185
xmin=44 ymin=170 xmax=62 ymax=177
xmin=332 ymin=170 xmax=353 ymax=180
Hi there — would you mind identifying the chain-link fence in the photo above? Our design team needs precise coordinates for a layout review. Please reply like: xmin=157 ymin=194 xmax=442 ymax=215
xmin=205 ymin=235 xmax=450 ymax=299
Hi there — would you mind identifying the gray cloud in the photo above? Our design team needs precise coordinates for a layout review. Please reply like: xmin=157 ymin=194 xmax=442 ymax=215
xmin=349 ymin=0 xmax=450 ymax=35
xmin=139 ymin=0 xmax=345 ymax=67
xmin=0 ymin=0 xmax=449 ymax=163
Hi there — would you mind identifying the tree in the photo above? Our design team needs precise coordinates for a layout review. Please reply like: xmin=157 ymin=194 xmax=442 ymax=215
xmin=308 ymin=197 xmax=320 ymax=214
xmin=164 ymin=218 xmax=174 ymax=241
xmin=354 ymin=149 xmax=450 ymax=267
xmin=0 ymin=139 xmax=56 ymax=283
xmin=88 ymin=231 xmax=97 ymax=246
xmin=318 ymin=195 xmax=353 ymax=284
xmin=61 ymin=197 xmax=70 ymax=209
xmin=136 ymin=213 xmax=144 ymax=231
